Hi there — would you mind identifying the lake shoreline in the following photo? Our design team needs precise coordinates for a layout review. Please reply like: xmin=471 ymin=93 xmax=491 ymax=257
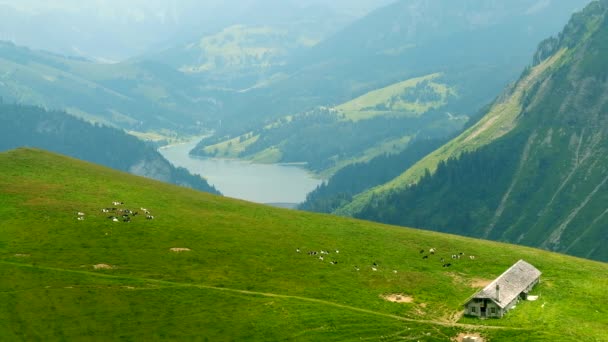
xmin=159 ymin=139 xmax=322 ymax=204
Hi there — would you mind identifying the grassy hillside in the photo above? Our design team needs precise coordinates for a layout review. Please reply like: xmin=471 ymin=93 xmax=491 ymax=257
xmin=0 ymin=148 xmax=606 ymax=341
xmin=336 ymin=73 xmax=456 ymax=121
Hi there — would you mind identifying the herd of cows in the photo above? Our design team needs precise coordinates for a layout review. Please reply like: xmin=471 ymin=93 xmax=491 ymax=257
xmin=75 ymin=201 xmax=155 ymax=223
xmin=296 ymin=246 xmax=476 ymax=273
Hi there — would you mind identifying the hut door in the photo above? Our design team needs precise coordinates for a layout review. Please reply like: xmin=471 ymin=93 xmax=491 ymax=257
xmin=480 ymin=306 xmax=486 ymax=317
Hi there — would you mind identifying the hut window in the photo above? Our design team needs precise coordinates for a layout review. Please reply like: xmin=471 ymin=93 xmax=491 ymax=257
xmin=491 ymin=307 xmax=496 ymax=314
xmin=471 ymin=307 xmax=476 ymax=313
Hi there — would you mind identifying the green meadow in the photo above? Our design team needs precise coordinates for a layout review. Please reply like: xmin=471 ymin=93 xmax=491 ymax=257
xmin=0 ymin=148 xmax=606 ymax=341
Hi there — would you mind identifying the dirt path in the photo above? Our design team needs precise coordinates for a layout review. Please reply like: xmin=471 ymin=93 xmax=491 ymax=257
xmin=0 ymin=260 xmax=522 ymax=331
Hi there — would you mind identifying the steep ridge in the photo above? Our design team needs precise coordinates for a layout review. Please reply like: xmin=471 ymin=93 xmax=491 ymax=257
xmin=347 ymin=0 xmax=608 ymax=262
xmin=0 ymin=148 xmax=606 ymax=340
xmin=0 ymin=103 xmax=219 ymax=194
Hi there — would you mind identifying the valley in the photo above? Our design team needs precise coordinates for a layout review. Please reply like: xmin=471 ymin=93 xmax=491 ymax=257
xmin=0 ymin=1 xmax=607 ymax=340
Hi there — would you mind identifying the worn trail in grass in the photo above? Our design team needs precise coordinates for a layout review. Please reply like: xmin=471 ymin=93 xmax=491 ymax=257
xmin=1 ymin=260 xmax=519 ymax=332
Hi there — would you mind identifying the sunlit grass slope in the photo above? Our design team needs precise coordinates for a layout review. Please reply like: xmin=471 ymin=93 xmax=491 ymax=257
xmin=336 ymin=73 xmax=456 ymax=121
xmin=0 ymin=148 xmax=606 ymax=341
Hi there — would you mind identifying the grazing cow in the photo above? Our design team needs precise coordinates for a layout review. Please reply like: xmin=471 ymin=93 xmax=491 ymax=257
xmin=429 ymin=248 xmax=436 ymax=254
xmin=296 ymin=248 xmax=301 ymax=253
xmin=102 ymin=209 xmax=109 ymax=213
xmin=319 ymin=256 xmax=324 ymax=261
xmin=393 ymin=270 xmax=398 ymax=274
xmin=132 ymin=211 xmax=138 ymax=216
xmin=469 ymin=255 xmax=475 ymax=260
xmin=77 ymin=212 xmax=85 ymax=216
xmin=372 ymin=267 xmax=377 ymax=271
xmin=452 ymin=254 xmax=457 ymax=259
xmin=373 ymin=262 xmax=378 ymax=267
xmin=146 ymin=215 xmax=154 ymax=220
xmin=330 ymin=261 xmax=337 ymax=265
xmin=335 ymin=250 xmax=339 ymax=254
xmin=112 ymin=218 xmax=119 ymax=222
xmin=423 ymin=255 xmax=428 ymax=259
xmin=419 ymin=249 xmax=424 ymax=254
xmin=77 ymin=217 xmax=85 ymax=221
xmin=112 ymin=201 xmax=123 ymax=206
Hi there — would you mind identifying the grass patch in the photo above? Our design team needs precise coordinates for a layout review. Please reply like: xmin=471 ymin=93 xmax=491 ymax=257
xmin=336 ymin=73 xmax=456 ymax=121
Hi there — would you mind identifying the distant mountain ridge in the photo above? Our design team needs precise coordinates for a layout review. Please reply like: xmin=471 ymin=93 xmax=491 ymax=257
xmin=192 ymin=0 xmax=592 ymax=175
xmin=0 ymin=40 xmax=219 ymax=134
xmin=344 ymin=0 xmax=608 ymax=262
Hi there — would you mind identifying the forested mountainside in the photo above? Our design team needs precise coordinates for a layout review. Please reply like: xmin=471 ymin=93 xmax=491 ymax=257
xmin=0 ymin=103 xmax=219 ymax=194
xmin=299 ymin=137 xmax=448 ymax=213
xmin=348 ymin=0 xmax=608 ymax=262
xmin=193 ymin=0 xmax=591 ymax=174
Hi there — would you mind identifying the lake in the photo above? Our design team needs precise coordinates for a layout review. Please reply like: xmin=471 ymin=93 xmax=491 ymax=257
xmin=159 ymin=139 xmax=322 ymax=205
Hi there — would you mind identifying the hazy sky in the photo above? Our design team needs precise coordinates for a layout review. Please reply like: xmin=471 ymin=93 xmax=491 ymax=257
xmin=0 ymin=0 xmax=392 ymax=60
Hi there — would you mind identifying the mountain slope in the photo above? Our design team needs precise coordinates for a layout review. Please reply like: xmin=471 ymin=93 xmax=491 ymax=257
xmin=194 ymin=0 xmax=591 ymax=174
xmin=348 ymin=0 xmax=608 ymax=262
xmin=0 ymin=103 xmax=219 ymax=194
xmin=0 ymin=148 xmax=606 ymax=341
xmin=0 ymin=41 xmax=215 ymax=133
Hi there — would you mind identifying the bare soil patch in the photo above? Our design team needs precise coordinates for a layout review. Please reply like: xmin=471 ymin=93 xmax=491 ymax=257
xmin=170 ymin=248 xmax=191 ymax=252
xmin=470 ymin=278 xmax=492 ymax=288
xmin=93 ymin=264 xmax=113 ymax=270
xmin=453 ymin=332 xmax=484 ymax=342
xmin=381 ymin=294 xmax=413 ymax=303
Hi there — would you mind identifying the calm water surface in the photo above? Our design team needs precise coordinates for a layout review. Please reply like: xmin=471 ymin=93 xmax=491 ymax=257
xmin=159 ymin=140 xmax=322 ymax=205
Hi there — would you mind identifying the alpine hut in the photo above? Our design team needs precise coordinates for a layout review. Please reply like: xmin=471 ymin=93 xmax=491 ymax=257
xmin=464 ymin=259 xmax=541 ymax=318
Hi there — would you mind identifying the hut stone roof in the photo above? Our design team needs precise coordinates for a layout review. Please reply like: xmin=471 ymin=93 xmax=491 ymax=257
xmin=471 ymin=259 xmax=541 ymax=308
